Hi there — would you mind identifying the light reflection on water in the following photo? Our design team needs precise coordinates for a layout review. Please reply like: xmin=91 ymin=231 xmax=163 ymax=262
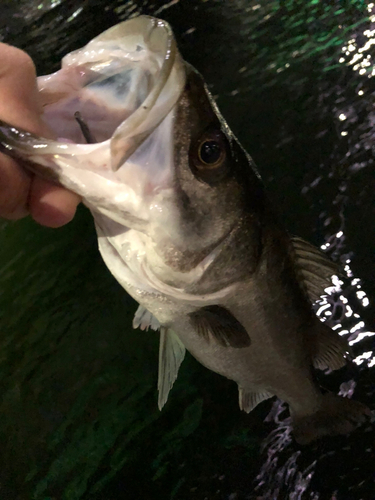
xmin=253 ymin=3 xmax=375 ymax=497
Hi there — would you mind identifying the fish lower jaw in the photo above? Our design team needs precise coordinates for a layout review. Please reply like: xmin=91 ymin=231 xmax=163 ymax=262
xmin=91 ymin=204 xmax=149 ymax=231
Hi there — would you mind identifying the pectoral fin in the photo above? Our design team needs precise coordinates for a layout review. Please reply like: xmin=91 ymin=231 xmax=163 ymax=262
xmin=238 ymin=387 xmax=274 ymax=413
xmin=189 ymin=305 xmax=251 ymax=348
xmin=291 ymin=236 xmax=339 ymax=303
xmin=158 ymin=327 xmax=186 ymax=410
xmin=132 ymin=305 xmax=161 ymax=331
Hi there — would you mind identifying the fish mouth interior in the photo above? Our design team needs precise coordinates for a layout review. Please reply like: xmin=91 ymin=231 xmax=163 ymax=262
xmin=39 ymin=16 xmax=181 ymax=149
xmin=41 ymin=63 xmax=155 ymax=144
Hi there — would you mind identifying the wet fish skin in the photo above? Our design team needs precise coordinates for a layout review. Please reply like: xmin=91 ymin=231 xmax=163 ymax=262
xmin=0 ymin=16 xmax=371 ymax=444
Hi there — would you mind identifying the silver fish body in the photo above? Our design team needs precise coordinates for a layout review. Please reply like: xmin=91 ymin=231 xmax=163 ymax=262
xmin=0 ymin=16 xmax=370 ymax=444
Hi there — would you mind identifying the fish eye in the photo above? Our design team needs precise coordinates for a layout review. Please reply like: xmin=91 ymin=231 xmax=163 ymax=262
xmin=190 ymin=128 xmax=230 ymax=183
xmin=198 ymin=140 xmax=223 ymax=166
xmin=191 ymin=128 xmax=229 ymax=182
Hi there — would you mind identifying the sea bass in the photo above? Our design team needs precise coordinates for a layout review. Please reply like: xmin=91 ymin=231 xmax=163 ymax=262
xmin=0 ymin=16 xmax=370 ymax=444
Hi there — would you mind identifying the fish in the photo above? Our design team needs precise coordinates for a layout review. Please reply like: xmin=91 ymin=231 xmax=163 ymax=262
xmin=0 ymin=15 xmax=370 ymax=444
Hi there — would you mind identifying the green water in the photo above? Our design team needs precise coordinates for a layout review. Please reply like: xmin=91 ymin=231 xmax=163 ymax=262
xmin=0 ymin=209 xmax=198 ymax=497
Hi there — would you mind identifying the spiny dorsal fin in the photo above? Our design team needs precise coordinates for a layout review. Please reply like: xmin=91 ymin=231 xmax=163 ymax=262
xmin=291 ymin=236 xmax=339 ymax=303
xmin=189 ymin=305 xmax=251 ymax=348
xmin=238 ymin=387 xmax=274 ymax=413
xmin=158 ymin=327 xmax=186 ymax=410
xmin=132 ymin=305 xmax=161 ymax=331
xmin=312 ymin=322 xmax=350 ymax=371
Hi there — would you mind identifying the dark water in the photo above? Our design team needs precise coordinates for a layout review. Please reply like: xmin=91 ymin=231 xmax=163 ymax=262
xmin=0 ymin=1 xmax=374 ymax=499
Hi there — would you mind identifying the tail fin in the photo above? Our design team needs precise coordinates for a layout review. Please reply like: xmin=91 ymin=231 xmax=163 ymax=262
xmin=292 ymin=393 xmax=371 ymax=445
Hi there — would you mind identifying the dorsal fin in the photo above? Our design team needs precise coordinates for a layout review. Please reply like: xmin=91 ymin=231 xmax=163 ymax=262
xmin=291 ymin=236 xmax=339 ymax=303
xmin=312 ymin=322 xmax=350 ymax=371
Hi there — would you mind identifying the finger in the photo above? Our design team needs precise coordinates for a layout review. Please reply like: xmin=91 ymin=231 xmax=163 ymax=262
xmin=29 ymin=177 xmax=81 ymax=228
xmin=0 ymin=43 xmax=81 ymax=225
xmin=0 ymin=45 xmax=39 ymax=220
xmin=0 ymin=43 xmax=49 ymax=135
xmin=0 ymin=44 xmax=45 ymax=221
xmin=0 ymin=155 xmax=31 ymax=220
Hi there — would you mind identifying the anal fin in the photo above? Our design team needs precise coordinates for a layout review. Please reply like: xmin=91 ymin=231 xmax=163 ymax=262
xmin=238 ymin=387 xmax=274 ymax=413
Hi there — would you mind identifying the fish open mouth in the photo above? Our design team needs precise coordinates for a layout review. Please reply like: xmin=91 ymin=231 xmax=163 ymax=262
xmin=0 ymin=17 xmax=186 ymax=225
xmin=39 ymin=16 xmax=186 ymax=171
xmin=0 ymin=16 xmax=185 ymax=173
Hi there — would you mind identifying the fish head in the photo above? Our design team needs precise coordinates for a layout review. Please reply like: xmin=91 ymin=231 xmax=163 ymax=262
xmin=0 ymin=16 xmax=265 ymax=277
xmin=149 ymin=65 xmax=267 ymax=272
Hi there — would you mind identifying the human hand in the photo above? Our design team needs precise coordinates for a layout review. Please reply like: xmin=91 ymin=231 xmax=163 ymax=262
xmin=0 ymin=43 xmax=80 ymax=227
